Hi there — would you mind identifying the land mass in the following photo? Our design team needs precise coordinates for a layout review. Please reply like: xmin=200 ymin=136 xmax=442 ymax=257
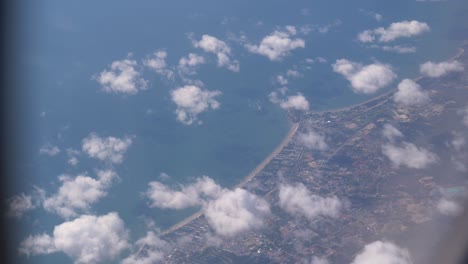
xmin=149 ymin=42 xmax=468 ymax=264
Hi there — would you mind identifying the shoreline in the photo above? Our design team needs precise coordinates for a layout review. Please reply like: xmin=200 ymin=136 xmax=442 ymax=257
xmin=235 ymin=122 xmax=299 ymax=189
xmin=160 ymin=121 xmax=299 ymax=236
xmin=314 ymin=43 xmax=467 ymax=115
xmin=160 ymin=42 xmax=467 ymax=237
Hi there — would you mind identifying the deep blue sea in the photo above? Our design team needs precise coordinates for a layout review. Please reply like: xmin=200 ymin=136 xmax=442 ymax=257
xmin=7 ymin=0 xmax=468 ymax=263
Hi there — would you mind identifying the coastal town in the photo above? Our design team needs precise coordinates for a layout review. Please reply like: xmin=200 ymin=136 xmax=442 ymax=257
xmin=144 ymin=42 xmax=468 ymax=263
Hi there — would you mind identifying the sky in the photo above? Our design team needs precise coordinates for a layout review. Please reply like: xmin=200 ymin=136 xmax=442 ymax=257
xmin=4 ymin=0 xmax=468 ymax=263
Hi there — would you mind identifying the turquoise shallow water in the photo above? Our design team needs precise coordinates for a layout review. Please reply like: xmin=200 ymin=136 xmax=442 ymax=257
xmin=7 ymin=0 xmax=468 ymax=263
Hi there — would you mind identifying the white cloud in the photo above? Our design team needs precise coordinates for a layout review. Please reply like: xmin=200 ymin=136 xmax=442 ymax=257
xmin=437 ymin=198 xmax=463 ymax=216
xmin=276 ymin=74 xmax=288 ymax=85
xmin=170 ymin=85 xmax=221 ymax=125
xmin=67 ymin=148 xmax=80 ymax=166
xmin=279 ymin=183 xmax=343 ymax=221
xmin=382 ymin=124 xmax=404 ymax=141
xmin=145 ymin=176 xmax=270 ymax=237
xmin=145 ymin=176 xmax=222 ymax=209
xmin=192 ymin=34 xmax=239 ymax=72
xmin=19 ymin=234 xmax=56 ymax=256
xmin=280 ymin=94 xmax=310 ymax=111
xmin=7 ymin=193 xmax=36 ymax=218
xmin=451 ymin=132 xmax=466 ymax=151
xmin=357 ymin=30 xmax=375 ymax=43
xmin=359 ymin=9 xmax=383 ymax=22
xmin=394 ymin=79 xmax=430 ymax=106
xmin=96 ymin=58 xmax=148 ymax=95
xmin=378 ymin=45 xmax=417 ymax=54
xmin=351 ymin=241 xmax=412 ymax=264
xmin=310 ymin=256 xmax=330 ymax=264
xmin=420 ymin=60 xmax=464 ymax=78
xmin=286 ymin=69 xmax=302 ymax=78
xmin=452 ymin=157 xmax=467 ymax=172
xmin=332 ymin=59 xmax=397 ymax=94
xmin=297 ymin=131 xmax=328 ymax=150
xmin=458 ymin=106 xmax=468 ymax=127
xmin=275 ymin=70 xmax=302 ymax=86
xmin=299 ymin=20 xmax=342 ymax=35
xmin=43 ymin=170 xmax=118 ymax=219
xmin=245 ymin=27 xmax=305 ymax=61
xmin=143 ymin=50 xmax=174 ymax=80
xmin=82 ymin=133 xmax=133 ymax=164
xmin=177 ymin=53 xmax=205 ymax=75
xmin=68 ymin=157 xmax=79 ymax=166
xmin=357 ymin=20 xmax=430 ymax=43
xmin=382 ymin=142 xmax=437 ymax=169
xmin=374 ymin=13 xmax=383 ymax=22
xmin=39 ymin=144 xmax=60 ymax=156
xmin=205 ymin=188 xmax=271 ymax=237
xmin=269 ymin=92 xmax=310 ymax=111
xmin=121 ymin=231 xmax=170 ymax=264
xmin=19 ymin=212 xmax=129 ymax=264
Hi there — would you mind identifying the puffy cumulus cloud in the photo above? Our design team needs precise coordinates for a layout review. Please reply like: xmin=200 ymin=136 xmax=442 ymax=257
xmin=435 ymin=186 xmax=466 ymax=216
xmin=82 ymin=133 xmax=133 ymax=164
xmin=145 ymin=176 xmax=222 ymax=209
xmin=437 ymin=198 xmax=463 ymax=216
xmin=39 ymin=144 xmax=60 ymax=156
xmin=394 ymin=79 xmax=430 ymax=107
xmin=382 ymin=142 xmax=438 ymax=169
xmin=95 ymin=58 xmax=148 ymax=95
xmin=269 ymin=91 xmax=310 ymax=111
xmin=170 ymin=85 xmax=221 ymax=125
xmin=351 ymin=241 xmax=412 ymax=264
xmin=357 ymin=20 xmax=430 ymax=43
xmin=67 ymin=148 xmax=80 ymax=166
xmin=245 ymin=26 xmax=305 ymax=61
xmin=177 ymin=53 xmax=205 ymax=75
xmin=43 ymin=170 xmax=118 ymax=219
xmin=279 ymin=183 xmax=343 ymax=221
xmin=143 ymin=50 xmax=174 ymax=80
xmin=7 ymin=193 xmax=36 ymax=218
xmin=121 ymin=231 xmax=170 ymax=264
xmin=419 ymin=60 xmax=464 ymax=78
xmin=274 ymin=70 xmax=302 ymax=86
xmin=19 ymin=212 xmax=129 ymax=264
xmin=332 ymin=59 xmax=397 ymax=94
xmin=276 ymin=74 xmax=288 ymax=85
xmin=382 ymin=124 xmax=404 ymax=142
xmin=19 ymin=233 xmax=56 ymax=256
xmin=280 ymin=94 xmax=310 ymax=111
xmin=192 ymin=34 xmax=239 ymax=72
xmin=204 ymin=188 xmax=271 ymax=237
xmin=297 ymin=131 xmax=328 ymax=150
xmin=145 ymin=176 xmax=270 ymax=237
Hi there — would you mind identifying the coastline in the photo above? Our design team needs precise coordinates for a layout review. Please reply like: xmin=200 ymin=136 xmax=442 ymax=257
xmin=160 ymin=42 xmax=467 ymax=237
xmin=235 ymin=122 xmax=299 ymax=189
xmin=160 ymin=122 xmax=299 ymax=236
xmin=316 ymin=43 xmax=467 ymax=115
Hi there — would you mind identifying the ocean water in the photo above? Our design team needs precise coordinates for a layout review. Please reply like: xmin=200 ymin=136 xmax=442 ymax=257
xmin=7 ymin=0 xmax=468 ymax=263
